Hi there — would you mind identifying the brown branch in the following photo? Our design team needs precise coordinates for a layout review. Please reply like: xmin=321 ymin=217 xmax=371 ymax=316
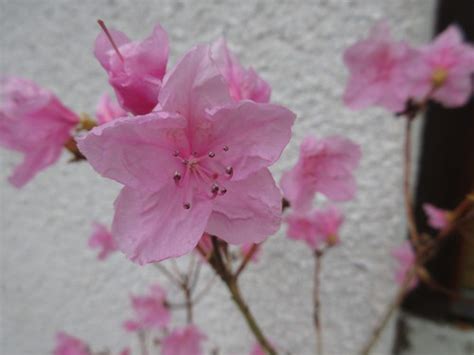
xmin=209 ymin=237 xmax=277 ymax=355
xmin=313 ymin=250 xmax=324 ymax=355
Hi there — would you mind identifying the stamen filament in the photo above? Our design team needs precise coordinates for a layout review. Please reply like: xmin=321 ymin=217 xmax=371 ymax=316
xmin=97 ymin=19 xmax=125 ymax=63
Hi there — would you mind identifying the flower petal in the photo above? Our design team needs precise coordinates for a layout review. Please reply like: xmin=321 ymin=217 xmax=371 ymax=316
xmin=159 ymin=44 xmax=232 ymax=123
xmin=206 ymin=169 xmax=282 ymax=244
xmin=113 ymin=184 xmax=213 ymax=264
xmin=207 ymin=101 xmax=295 ymax=180
xmin=78 ymin=113 xmax=188 ymax=191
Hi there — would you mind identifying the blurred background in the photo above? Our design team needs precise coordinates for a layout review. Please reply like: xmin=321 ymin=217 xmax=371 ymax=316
xmin=1 ymin=0 xmax=472 ymax=354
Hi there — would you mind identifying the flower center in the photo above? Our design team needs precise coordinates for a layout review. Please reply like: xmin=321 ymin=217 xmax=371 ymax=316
xmin=171 ymin=146 xmax=233 ymax=209
xmin=431 ymin=67 xmax=448 ymax=88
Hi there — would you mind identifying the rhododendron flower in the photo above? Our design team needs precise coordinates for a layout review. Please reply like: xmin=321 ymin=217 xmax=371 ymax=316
xmin=53 ymin=332 xmax=90 ymax=355
xmin=88 ymin=222 xmax=117 ymax=260
xmin=423 ymin=203 xmax=450 ymax=230
xmin=286 ymin=205 xmax=343 ymax=250
xmin=240 ymin=243 xmax=262 ymax=262
xmin=162 ymin=325 xmax=206 ymax=355
xmin=94 ymin=22 xmax=169 ymax=115
xmin=96 ymin=93 xmax=127 ymax=124
xmin=250 ymin=343 xmax=266 ymax=355
xmin=392 ymin=240 xmax=418 ymax=289
xmin=79 ymin=45 xmax=295 ymax=264
xmin=343 ymin=22 xmax=416 ymax=112
xmin=0 ymin=77 xmax=79 ymax=187
xmin=280 ymin=136 xmax=361 ymax=211
xmin=408 ymin=25 xmax=474 ymax=107
xmin=211 ymin=38 xmax=271 ymax=102
xmin=123 ymin=284 xmax=170 ymax=332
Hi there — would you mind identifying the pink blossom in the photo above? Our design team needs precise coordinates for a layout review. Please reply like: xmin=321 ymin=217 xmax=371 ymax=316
xmin=286 ymin=205 xmax=343 ymax=250
xmin=240 ymin=243 xmax=262 ymax=263
xmin=343 ymin=22 xmax=416 ymax=112
xmin=407 ymin=25 xmax=474 ymax=107
xmin=392 ymin=240 xmax=418 ymax=289
xmin=53 ymin=332 xmax=90 ymax=355
xmin=211 ymin=38 xmax=271 ymax=102
xmin=423 ymin=203 xmax=450 ymax=230
xmin=96 ymin=93 xmax=127 ymax=124
xmin=250 ymin=343 xmax=266 ymax=355
xmin=280 ymin=136 xmax=361 ymax=211
xmin=0 ymin=77 xmax=79 ymax=187
xmin=94 ymin=22 xmax=169 ymax=115
xmin=124 ymin=284 xmax=170 ymax=332
xmin=79 ymin=45 xmax=295 ymax=264
xmin=119 ymin=349 xmax=131 ymax=355
xmin=162 ymin=325 xmax=206 ymax=355
xmin=88 ymin=222 xmax=117 ymax=260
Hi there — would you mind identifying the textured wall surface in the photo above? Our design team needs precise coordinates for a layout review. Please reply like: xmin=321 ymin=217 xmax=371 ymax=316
xmin=0 ymin=1 xmax=437 ymax=354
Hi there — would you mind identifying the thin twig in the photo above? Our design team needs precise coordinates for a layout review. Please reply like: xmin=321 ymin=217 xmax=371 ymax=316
xmin=153 ymin=263 xmax=182 ymax=285
xmin=193 ymin=274 xmax=218 ymax=305
xmin=235 ymin=244 xmax=259 ymax=278
xmin=313 ymin=250 xmax=324 ymax=355
xmin=137 ymin=331 xmax=149 ymax=355
xmin=210 ymin=237 xmax=277 ymax=355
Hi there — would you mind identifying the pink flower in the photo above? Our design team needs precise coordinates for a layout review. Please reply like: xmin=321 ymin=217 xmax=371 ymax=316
xmin=96 ymin=93 xmax=127 ymax=125
xmin=423 ymin=203 xmax=450 ymax=230
xmin=286 ymin=205 xmax=343 ymax=250
xmin=94 ymin=22 xmax=169 ymax=115
xmin=0 ymin=77 xmax=79 ymax=187
xmin=162 ymin=325 xmax=206 ymax=355
xmin=88 ymin=222 xmax=117 ymax=260
xmin=343 ymin=22 xmax=416 ymax=112
xmin=119 ymin=348 xmax=131 ymax=355
xmin=124 ymin=284 xmax=170 ymax=332
xmin=407 ymin=25 xmax=474 ymax=107
xmin=392 ymin=240 xmax=418 ymax=289
xmin=240 ymin=243 xmax=262 ymax=263
xmin=53 ymin=332 xmax=90 ymax=355
xmin=280 ymin=136 xmax=361 ymax=211
xmin=79 ymin=45 xmax=295 ymax=264
xmin=250 ymin=343 xmax=266 ymax=355
xmin=211 ymin=38 xmax=271 ymax=102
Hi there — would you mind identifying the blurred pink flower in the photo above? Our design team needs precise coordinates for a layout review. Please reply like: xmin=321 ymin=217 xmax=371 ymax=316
xmin=88 ymin=222 xmax=117 ymax=260
xmin=286 ymin=205 xmax=343 ymax=250
xmin=0 ymin=77 xmax=79 ymax=187
xmin=250 ymin=343 xmax=266 ymax=355
xmin=79 ymin=45 xmax=295 ymax=264
xmin=280 ymin=136 xmax=361 ymax=211
xmin=240 ymin=243 xmax=262 ymax=263
xmin=162 ymin=325 xmax=206 ymax=355
xmin=96 ymin=93 xmax=127 ymax=124
xmin=124 ymin=284 xmax=170 ymax=332
xmin=392 ymin=240 xmax=418 ymax=289
xmin=53 ymin=332 xmax=90 ymax=355
xmin=343 ymin=22 xmax=416 ymax=112
xmin=211 ymin=38 xmax=271 ymax=103
xmin=423 ymin=203 xmax=450 ymax=230
xmin=94 ymin=22 xmax=169 ymax=115
xmin=119 ymin=349 xmax=131 ymax=355
xmin=408 ymin=25 xmax=474 ymax=107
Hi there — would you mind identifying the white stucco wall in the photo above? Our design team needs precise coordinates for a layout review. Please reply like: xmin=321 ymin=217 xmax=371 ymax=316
xmin=0 ymin=1 xmax=438 ymax=354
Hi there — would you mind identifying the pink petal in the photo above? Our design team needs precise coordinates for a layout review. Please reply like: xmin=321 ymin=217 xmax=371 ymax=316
xmin=162 ymin=325 xmax=206 ymax=355
xmin=112 ymin=184 xmax=213 ymax=264
xmin=423 ymin=203 xmax=449 ymax=230
xmin=94 ymin=29 xmax=131 ymax=71
xmin=78 ymin=113 xmax=187 ymax=192
xmin=206 ymin=169 xmax=282 ymax=245
xmin=207 ymin=101 xmax=295 ymax=181
xmin=95 ymin=93 xmax=127 ymax=124
xmin=159 ymin=44 xmax=232 ymax=124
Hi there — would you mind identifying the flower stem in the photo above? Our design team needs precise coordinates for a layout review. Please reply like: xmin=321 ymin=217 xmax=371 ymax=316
xmin=313 ymin=250 xmax=323 ymax=355
xmin=210 ymin=237 xmax=277 ymax=355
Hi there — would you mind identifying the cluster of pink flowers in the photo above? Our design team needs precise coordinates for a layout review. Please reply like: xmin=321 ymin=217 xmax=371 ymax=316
xmin=343 ymin=22 xmax=474 ymax=112
xmin=2 ymin=16 xmax=471 ymax=355
xmin=281 ymin=135 xmax=361 ymax=251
